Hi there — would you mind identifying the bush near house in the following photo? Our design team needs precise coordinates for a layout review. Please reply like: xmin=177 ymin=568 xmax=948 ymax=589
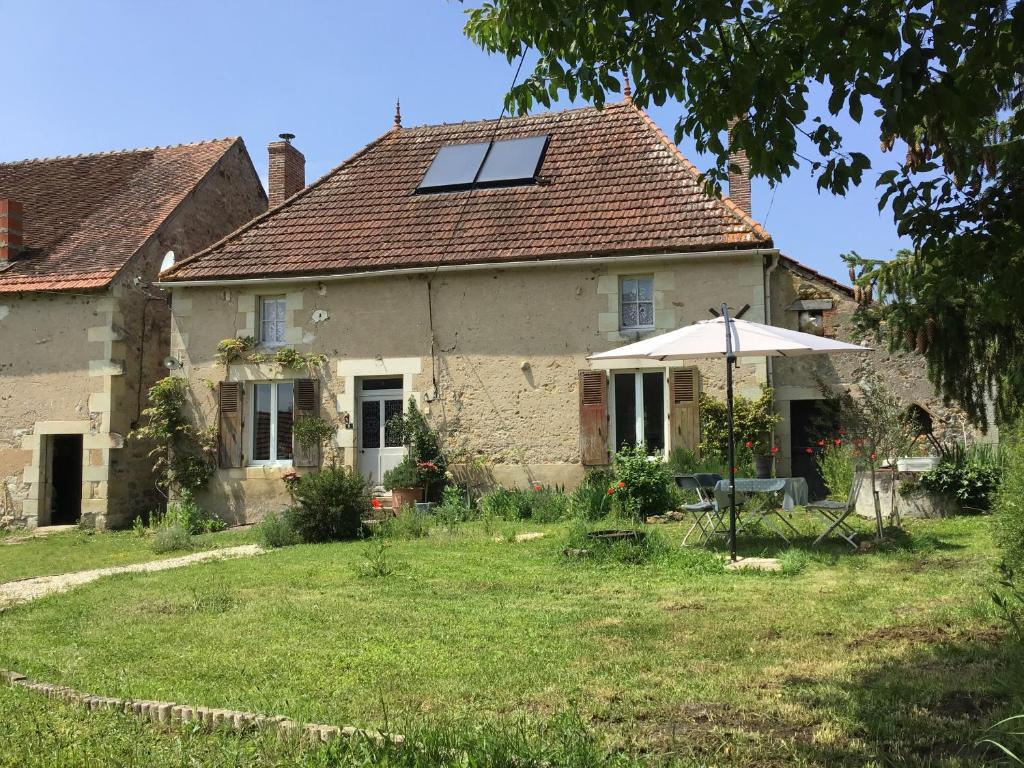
xmin=611 ymin=443 xmax=674 ymax=520
xmin=287 ymin=467 xmax=369 ymax=543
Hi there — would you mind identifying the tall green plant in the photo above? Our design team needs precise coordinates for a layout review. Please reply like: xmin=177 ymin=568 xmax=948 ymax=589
xmin=612 ymin=443 xmax=673 ymax=520
xmin=699 ymin=385 xmax=781 ymax=459
xmin=130 ymin=377 xmax=215 ymax=499
xmin=387 ymin=398 xmax=447 ymax=500
xmin=816 ymin=444 xmax=856 ymax=501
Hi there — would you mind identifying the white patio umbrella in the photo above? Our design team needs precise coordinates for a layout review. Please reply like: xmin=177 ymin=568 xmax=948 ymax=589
xmin=589 ymin=304 xmax=868 ymax=561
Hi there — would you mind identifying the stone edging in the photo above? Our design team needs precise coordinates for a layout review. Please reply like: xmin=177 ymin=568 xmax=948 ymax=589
xmin=2 ymin=669 xmax=403 ymax=745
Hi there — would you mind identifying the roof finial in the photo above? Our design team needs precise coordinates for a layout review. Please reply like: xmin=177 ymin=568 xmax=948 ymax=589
xmin=623 ymin=72 xmax=632 ymax=101
xmin=393 ymin=98 xmax=402 ymax=129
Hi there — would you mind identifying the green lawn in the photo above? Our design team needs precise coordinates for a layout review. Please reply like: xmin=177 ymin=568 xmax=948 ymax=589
xmin=0 ymin=527 xmax=255 ymax=583
xmin=0 ymin=515 xmax=1020 ymax=766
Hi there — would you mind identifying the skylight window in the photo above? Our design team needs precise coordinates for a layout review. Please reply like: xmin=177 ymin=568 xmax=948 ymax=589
xmin=417 ymin=134 xmax=549 ymax=193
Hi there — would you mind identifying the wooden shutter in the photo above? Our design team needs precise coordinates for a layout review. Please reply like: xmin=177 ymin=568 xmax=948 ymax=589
xmin=579 ymin=370 xmax=609 ymax=466
xmin=292 ymin=378 xmax=321 ymax=468
xmin=218 ymin=381 xmax=243 ymax=468
xmin=668 ymin=367 xmax=701 ymax=453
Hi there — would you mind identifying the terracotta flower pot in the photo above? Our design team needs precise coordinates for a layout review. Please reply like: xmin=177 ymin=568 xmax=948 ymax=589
xmin=390 ymin=487 xmax=423 ymax=512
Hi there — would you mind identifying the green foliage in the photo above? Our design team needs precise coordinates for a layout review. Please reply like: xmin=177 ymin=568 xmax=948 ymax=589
xmin=255 ymin=511 xmax=300 ymax=549
xmin=817 ymin=443 xmax=856 ymax=501
xmin=151 ymin=524 xmax=192 ymax=554
xmin=357 ymin=538 xmax=395 ymax=579
xmin=825 ymin=371 xmax=917 ymax=471
xmin=612 ymin=443 xmax=673 ymax=520
xmin=156 ymin=493 xmax=225 ymax=535
xmin=779 ymin=549 xmax=812 ymax=577
xmin=478 ymin=484 xmax=570 ymax=521
xmin=214 ymin=336 xmax=256 ymax=366
xmin=382 ymin=456 xmax=421 ymax=490
xmin=287 ymin=467 xmax=369 ymax=543
xmin=378 ymin=505 xmax=431 ymax=540
xmin=465 ymin=0 xmax=1024 ymax=425
xmin=699 ymin=386 xmax=781 ymax=460
xmin=214 ymin=338 xmax=326 ymax=374
xmin=568 ymin=469 xmax=616 ymax=521
xmin=130 ymin=377 xmax=216 ymax=497
xmin=667 ymin=447 xmax=729 ymax=476
xmin=387 ymin=398 xmax=447 ymax=498
xmin=992 ymin=562 xmax=1024 ymax=644
xmin=996 ymin=427 xmax=1024 ymax=570
xmin=564 ymin=517 xmax=722 ymax=571
xmin=292 ymin=415 xmax=335 ymax=464
xmin=920 ymin=461 xmax=1001 ymax=512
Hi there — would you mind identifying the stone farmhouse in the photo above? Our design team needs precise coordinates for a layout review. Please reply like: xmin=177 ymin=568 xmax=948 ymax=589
xmin=156 ymin=98 xmax=959 ymax=523
xmin=0 ymin=139 xmax=267 ymax=529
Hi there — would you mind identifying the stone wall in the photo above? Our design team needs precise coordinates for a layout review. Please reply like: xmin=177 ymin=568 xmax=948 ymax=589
xmin=171 ymin=252 xmax=771 ymax=523
xmin=0 ymin=141 xmax=266 ymax=529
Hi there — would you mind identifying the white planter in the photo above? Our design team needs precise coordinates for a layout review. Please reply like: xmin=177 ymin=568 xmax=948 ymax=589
xmin=896 ymin=456 xmax=941 ymax=473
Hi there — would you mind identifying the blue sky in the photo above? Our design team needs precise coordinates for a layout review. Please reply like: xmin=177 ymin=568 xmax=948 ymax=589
xmin=4 ymin=1 xmax=907 ymax=282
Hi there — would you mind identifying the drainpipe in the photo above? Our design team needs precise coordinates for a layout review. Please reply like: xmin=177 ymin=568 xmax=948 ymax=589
xmin=763 ymin=252 xmax=781 ymax=464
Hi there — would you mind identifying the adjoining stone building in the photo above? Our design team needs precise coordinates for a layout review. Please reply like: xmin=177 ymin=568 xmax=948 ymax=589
xmin=0 ymin=139 xmax=267 ymax=529
xmin=159 ymin=100 xmax=955 ymax=522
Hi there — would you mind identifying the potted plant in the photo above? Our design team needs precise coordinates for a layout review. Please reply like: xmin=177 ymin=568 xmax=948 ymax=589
xmin=382 ymin=456 xmax=423 ymax=510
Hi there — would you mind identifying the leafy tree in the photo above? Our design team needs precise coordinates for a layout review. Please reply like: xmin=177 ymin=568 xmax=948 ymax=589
xmin=464 ymin=1 xmax=1024 ymax=423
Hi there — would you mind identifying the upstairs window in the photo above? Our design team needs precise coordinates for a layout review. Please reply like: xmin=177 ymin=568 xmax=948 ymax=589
xmin=259 ymin=296 xmax=287 ymax=345
xmin=620 ymin=276 xmax=654 ymax=331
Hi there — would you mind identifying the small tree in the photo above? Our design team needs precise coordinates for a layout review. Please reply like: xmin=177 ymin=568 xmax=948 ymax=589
xmin=823 ymin=372 xmax=916 ymax=539
xmin=387 ymin=398 xmax=448 ymax=500
xmin=293 ymin=414 xmax=337 ymax=467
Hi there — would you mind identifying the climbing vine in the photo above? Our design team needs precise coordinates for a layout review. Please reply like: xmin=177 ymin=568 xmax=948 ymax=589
xmin=131 ymin=377 xmax=216 ymax=498
xmin=215 ymin=337 xmax=326 ymax=374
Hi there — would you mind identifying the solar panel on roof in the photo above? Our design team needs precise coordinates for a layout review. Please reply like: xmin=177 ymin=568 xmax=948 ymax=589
xmin=417 ymin=134 xmax=550 ymax=193
xmin=476 ymin=135 xmax=549 ymax=185
xmin=417 ymin=142 xmax=490 ymax=191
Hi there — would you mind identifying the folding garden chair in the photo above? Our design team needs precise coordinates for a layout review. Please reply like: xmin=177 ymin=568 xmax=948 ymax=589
xmin=809 ymin=472 xmax=865 ymax=549
xmin=675 ymin=474 xmax=724 ymax=545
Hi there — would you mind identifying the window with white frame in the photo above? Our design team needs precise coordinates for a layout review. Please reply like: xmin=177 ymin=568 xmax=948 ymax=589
xmin=251 ymin=381 xmax=294 ymax=464
xmin=612 ymin=371 xmax=665 ymax=453
xmin=258 ymin=295 xmax=287 ymax=345
xmin=619 ymin=276 xmax=654 ymax=330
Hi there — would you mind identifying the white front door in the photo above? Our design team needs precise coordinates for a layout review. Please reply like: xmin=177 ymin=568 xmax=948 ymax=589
xmin=356 ymin=377 xmax=406 ymax=486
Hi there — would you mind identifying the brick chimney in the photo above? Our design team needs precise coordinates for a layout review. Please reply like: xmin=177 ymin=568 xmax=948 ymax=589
xmin=727 ymin=119 xmax=752 ymax=215
xmin=268 ymin=133 xmax=305 ymax=208
xmin=0 ymin=199 xmax=24 ymax=265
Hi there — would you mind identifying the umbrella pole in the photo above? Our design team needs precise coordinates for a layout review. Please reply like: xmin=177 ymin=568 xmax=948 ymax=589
xmin=722 ymin=303 xmax=737 ymax=562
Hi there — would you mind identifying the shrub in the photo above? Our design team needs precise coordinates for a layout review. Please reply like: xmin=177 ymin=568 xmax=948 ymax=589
xmin=530 ymin=485 xmax=570 ymax=522
xmin=921 ymin=461 xmax=1000 ymax=512
xmin=382 ymin=456 xmax=421 ymax=490
xmin=817 ymin=443 xmax=856 ymax=501
xmin=152 ymin=524 xmax=192 ymax=553
xmin=387 ymin=398 xmax=447 ymax=499
xmin=612 ymin=443 xmax=673 ymax=520
xmin=996 ymin=426 xmax=1024 ymax=569
xmin=433 ymin=485 xmax=472 ymax=533
xmin=160 ymin=493 xmax=226 ymax=534
xmin=256 ymin=511 xmax=300 ymax=548
xmin=568 ymin=469 xmax=616 ymax=520
xmin=699 ymin=385 xmax=781 ymax=458
xmin=479 ymin=487 xmax=532 ymax=520
xmin=288 ymin=466 xmax=369 ymax=542
xmin=379 ymin=505 xmax=431 ymax=539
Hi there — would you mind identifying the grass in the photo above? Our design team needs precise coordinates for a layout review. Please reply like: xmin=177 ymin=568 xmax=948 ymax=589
xmin=0 ymin=527 xmax=255 ymax=583
xmin=0 ymin=514 xmax=1020 ymax=766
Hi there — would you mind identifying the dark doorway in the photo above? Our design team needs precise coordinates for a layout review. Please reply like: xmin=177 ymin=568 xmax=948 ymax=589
xmin=788 ymin=400 xmax=840 ymax=501
xmin=50 ymin=434 xmax=83 ymax=525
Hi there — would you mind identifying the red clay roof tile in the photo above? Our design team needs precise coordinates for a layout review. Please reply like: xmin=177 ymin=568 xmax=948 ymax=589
xmin=163 ymin=103 xmax=772 ymax=282
xmin=0 ymin=138 xmax=240 ymax=293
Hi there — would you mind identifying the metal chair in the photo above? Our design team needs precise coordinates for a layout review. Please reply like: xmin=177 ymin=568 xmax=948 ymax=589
xmin=809 ymin=472 xmax=865 ymax=549
xmin=675 ymin=474 xmax=723 ymax=545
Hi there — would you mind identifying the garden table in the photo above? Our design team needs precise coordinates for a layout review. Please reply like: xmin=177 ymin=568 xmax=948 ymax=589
xmin=713 ymin=478 xmax=809 ymax=544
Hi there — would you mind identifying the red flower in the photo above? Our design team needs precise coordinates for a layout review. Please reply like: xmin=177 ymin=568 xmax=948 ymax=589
xmin=371 ymin=498 xmax=382 ymax=509
xmin=731 ymin=466 xmax=738 ymax=473
xmin=805 ymin=447 xmax=814 ymax=454
xmin=607 ymin=488 xmax=615 ymax=495
xmin=617 ymin=481 xmax=625 ymax=488
xmin=817 ymin=439 xmax=826 ymax=447
xmin=744 ymin=440 xmax=753 ymax=448
xmin=770 ymin=446 xmax=779 ymax=455
xmin=534 ymin=484 xmax=542 ymax=491
xmin=834 ymin=438 xmax=842 ymax=446
xmin=870 ymin=452 xmax=878 ymax=461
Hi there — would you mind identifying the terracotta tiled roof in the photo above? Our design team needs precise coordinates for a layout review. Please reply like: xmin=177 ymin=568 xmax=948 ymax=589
xmin=0 ymin=138 xmax=241 ymax=293
xmin=163 ymin=102 xmax=772 ymax=282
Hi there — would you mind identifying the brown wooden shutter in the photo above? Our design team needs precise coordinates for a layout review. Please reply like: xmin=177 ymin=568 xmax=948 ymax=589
xmin=579 ymin=370 xmax=609 ymax=466
xmin=292 ymin=378 xmax=321 ymax=468
xmin=218 ymin=381 xmax=243 ymax=468
xmin=668 ymin=367 xmax=701 ymax=454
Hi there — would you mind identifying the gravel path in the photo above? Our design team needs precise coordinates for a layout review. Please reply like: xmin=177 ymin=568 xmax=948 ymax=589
xmin=0 ymin=545 xmax=263 ymax=608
